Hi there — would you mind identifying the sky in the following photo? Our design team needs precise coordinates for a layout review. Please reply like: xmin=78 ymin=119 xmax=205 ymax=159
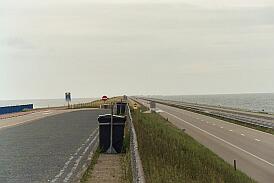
xmin=1 ymin=0 xmax=274 ymax=99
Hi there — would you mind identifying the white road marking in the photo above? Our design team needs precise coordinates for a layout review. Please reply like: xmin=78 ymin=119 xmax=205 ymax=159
xmin=241 ymin=134 xmax=245 ymax=136
xmin=168 ymin=104 xmax=274 ymax=138
xmin=220 ymin=126 xmax=224 ymax=129
xmin=63 ymin=132 xmax=98 ymax=182
xmin=229 ymin=130 xmax=233 ymax=132
xmin=255 ymin=139 xmax=261 ymax=142
xmin=50 ymin=128 xmax=98 ymax=183
xmin=164 ymin=111 xmax=274 ymax=167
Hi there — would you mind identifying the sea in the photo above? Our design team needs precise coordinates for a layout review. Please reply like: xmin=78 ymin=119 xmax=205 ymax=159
xmin=0 ymin=98 xmax=98 ymax=109
xmin=150 ymin=93 xmax=274 ymax=114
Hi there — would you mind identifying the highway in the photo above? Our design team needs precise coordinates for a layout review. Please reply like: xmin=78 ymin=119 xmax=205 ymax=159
xmin=146 ymin=98 xmax=274 ymax=128
xmin=137 ymin=99 xmax=274 ymax=183
xmin=0 ymin=109 xmax=107 ymax=183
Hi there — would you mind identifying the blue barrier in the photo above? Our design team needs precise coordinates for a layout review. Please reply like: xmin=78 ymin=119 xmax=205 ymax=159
xmin=0 ymin=104 xmax=33 ymax=115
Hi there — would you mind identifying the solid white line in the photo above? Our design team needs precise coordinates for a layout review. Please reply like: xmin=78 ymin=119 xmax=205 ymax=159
xmin=63 ymin=132 xmax=98 ymax=182
xmin=168 ymin=104 xmax=274 ymax=138
xmin=51 ymin=128 xmax=98 ymax=183
xmin=164 ymin=111 xmax=274 ymax=167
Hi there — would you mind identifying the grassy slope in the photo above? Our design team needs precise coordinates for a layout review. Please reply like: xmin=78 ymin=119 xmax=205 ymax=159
xmin=133 ymin=110 xmax=256 ymax=183
xmin=121 ymin=120 xmax=133 ymax=183
xmin=72 ymin=96 xmax=123 ymax=109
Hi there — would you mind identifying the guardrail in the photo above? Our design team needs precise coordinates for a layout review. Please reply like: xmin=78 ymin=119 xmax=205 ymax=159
xmin=127 ymin=104 xmax=145 ymax=183
xmin=143 ymin=98 xmax=274 ymax=129
xmin=210 ymin=111 xmax=274 ymax=129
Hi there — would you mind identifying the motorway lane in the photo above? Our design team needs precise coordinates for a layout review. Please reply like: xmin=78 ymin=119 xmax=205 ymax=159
xmin=138 ymin=99 xmax=274 ymax=183
xmin=151 ymin=98 xmax=274 ymax=121
xmin=0 ymin=109 xmax=108 ymax=183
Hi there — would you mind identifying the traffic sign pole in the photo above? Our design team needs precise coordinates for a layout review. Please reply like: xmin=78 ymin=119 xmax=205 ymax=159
xmin=65 ymin=92 xmax=71 ymax=109
xmin=106 ymin=103 xmax=117 ymax=154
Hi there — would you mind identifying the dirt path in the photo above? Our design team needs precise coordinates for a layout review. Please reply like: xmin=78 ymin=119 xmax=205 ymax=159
xmin=88 ymin=154 xmax=123 ymax=183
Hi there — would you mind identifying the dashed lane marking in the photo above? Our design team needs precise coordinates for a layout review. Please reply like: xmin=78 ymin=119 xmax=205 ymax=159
xmin=164 ymin=111 xmax=274 ymax=168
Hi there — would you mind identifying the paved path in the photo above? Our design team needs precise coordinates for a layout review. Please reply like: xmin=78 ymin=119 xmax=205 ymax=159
xmin=0 ymin=109 xmax=69 ymax=130
xmin=0 ymin=109 xmax=108 ymax=183
xmin=137 ymin=98 xmax=274 ymax=183
xmin=88 ymin=154 xmax=123 ymax=183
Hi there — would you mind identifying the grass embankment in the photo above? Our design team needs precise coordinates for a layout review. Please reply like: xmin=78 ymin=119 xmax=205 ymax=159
xmin=121 ymin=120 xmax=133 ymax=183
xmin=72 ymin=96 xmax=123 ymax=109
xmin=133 ymin=110 xmax=256 ymax=183
xmin=158 ymin=102 xmax=274 ymax=135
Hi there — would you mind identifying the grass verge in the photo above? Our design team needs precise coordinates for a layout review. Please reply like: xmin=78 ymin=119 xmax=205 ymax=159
xmin=80 ymin=148 xmax=100 ymax=182
xmin=72 ymin=96 xmax=124 ymax=109
xmin=133 ymin=110 xmax=256 ymax=183
xmin=121 ymin=117 xmax=133 ymax=183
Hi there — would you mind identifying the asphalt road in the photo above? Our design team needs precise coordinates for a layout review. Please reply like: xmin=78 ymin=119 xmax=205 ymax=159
xmin=0 ymin=109 xmax=68 ymax=130
xmin=138 ymin=99 xmax=274 ymax=183
xmin=0 ymin=109 xmax=108 ymax=183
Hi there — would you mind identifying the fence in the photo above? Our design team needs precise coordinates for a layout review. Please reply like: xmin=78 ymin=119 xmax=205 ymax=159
xmin=127 ymin=104 xmax=145 ymax=183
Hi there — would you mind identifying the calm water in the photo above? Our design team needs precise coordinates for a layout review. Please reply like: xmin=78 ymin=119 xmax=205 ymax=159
xmin=0 ymin=98 xmax=98 ymax=109
xmin=152 ymin=93 xmax=274 ymax=114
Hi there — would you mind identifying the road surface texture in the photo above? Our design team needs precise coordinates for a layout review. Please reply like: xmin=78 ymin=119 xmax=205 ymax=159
xmin=0 ymin=109 xmax=108 ymax=183
xmin=0 ymin=109 xmax=70 ymax=130
xmin=137 ymin=99 xmax=274 ymax=183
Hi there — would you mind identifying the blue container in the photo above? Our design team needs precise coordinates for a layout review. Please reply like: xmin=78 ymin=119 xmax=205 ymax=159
xmin=0 ymin=104 xmax=33 ymax=115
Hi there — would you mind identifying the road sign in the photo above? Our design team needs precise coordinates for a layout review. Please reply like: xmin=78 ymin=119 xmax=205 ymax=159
xmin=102 ymin=95 xmax=108 ymax=101
xmin=65 ymin=92 xmax=71 ymax=108
xmin=65 ymin=92 xmax=71 ymax=102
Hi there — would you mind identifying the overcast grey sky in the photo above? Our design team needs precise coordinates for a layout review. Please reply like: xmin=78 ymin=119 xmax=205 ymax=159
xmin=1 ymin=0 xmax=274 ymax=99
